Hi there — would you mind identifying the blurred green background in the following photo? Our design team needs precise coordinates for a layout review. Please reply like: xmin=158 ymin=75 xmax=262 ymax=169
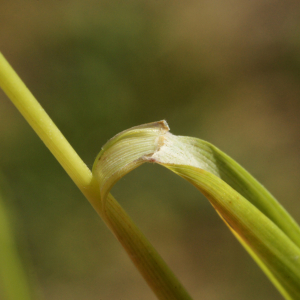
xmin=1 ymin=0 xmax=300 ymax=299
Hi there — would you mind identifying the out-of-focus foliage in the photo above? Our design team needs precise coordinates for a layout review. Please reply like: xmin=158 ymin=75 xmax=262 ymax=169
xmin=1 ymin=1 xmax=300 ymax=299
xmin=0 ymin=181 xmax=35 ymax=300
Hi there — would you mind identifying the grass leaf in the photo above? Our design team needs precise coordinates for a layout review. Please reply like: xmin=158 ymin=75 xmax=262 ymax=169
xmin=93 ymin=120 xmax=300 ymax=300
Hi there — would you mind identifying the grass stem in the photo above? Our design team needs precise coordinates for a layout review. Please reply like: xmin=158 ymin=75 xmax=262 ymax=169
xmin=0 ymin=52 xmax=192 ymax=300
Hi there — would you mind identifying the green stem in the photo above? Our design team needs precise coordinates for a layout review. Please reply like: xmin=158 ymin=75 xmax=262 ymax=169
xmin=0 ymin=52 xmax=192 ymax=300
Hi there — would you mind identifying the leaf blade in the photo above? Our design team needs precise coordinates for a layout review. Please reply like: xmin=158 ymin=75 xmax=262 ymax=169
xmin=93 ymin=120 xmax=300 ymax=299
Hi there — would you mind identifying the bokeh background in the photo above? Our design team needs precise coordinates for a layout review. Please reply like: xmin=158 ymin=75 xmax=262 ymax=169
xmin=1 ymin=1 xmax=300 ymax=299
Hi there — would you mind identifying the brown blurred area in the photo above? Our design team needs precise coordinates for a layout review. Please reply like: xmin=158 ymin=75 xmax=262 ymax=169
xmin=1 ymin=0 xmax=300 ymax=299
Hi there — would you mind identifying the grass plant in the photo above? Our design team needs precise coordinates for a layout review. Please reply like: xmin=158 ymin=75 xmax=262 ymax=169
xmin=1 ymin=52 xmax=300 ymax=299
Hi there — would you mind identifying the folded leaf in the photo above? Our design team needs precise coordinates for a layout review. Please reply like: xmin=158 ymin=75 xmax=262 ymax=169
xmin=93 ymin=120 xmax=300 ymax=300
